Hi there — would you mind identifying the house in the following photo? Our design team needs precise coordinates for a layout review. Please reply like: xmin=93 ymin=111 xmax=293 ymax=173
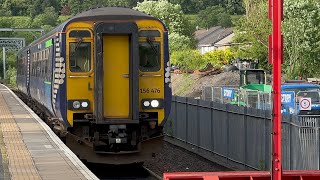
xmin=195 ymin=26 xmax=234 ymax=54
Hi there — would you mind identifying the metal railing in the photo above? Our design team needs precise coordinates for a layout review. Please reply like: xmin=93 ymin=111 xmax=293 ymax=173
xmin=165 ymin=96 xmax=320 ymax=170
xmin=202 ymin=86 xmax=272 ymax=110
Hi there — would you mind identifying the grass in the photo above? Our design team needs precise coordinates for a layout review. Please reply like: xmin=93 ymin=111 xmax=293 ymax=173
xmin=175 ymin=74 xmax=195 ymax=96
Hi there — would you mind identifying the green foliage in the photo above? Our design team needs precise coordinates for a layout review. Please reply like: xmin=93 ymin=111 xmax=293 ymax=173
xmin=168 ymin=32 xmax=194 ymax=52
xmin=233 ymin=0 xmax=320 ymax=78
xmin=134 ymin=0 xmax=196 ymax=51
xmin=171 ymin=50 xmax=206 ymax=71
xmin=171 ymin=49 xmax=235 ymax=71
xmin=32 ymin=7 xmax=59 ymax=27
xmin=225 ymin=0 xmax=245 ymax=15
xmin=169 ymin=0 xmax=244 ymax=15
xmin=6 ymin=66 xmax=17 ymax=87
xmin=283 ymin=0 xmax=320 ymax=79
xmin=232 ymin=0 xmax=271 ymax=70
xmin=202 ymin=49 xmax=235 ymax=68
xmin=0 ymin=51 xmax=17 ymax=81
xmin=68 ymin=0 xmax=136 ymax=14
xmin=196 ymin=6 xmax=232 ymax=28
xmin=134 ymin=0 xmax=193 ymax=37
xmin=58 ymin=16 xmax=71 ymax=24
xmin=174 ymin=73 xmax=195 ymax=96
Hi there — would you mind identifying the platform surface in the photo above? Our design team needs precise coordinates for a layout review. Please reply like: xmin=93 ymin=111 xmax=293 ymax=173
xmin=0 ymin=84 xmax=98 ymax=180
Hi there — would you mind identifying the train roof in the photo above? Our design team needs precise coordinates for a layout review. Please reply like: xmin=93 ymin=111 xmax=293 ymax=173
xmin=22 ymin=7 xmax=161 ymax=51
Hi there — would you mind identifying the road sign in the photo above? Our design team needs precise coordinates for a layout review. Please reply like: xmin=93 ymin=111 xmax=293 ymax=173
xmin=299 ymin=98 xmax=311 ymax=111
xmin=222 ymin=88 xmax=234 ymax=99
xmin=281 ymin=92 xmax=295 ymax=114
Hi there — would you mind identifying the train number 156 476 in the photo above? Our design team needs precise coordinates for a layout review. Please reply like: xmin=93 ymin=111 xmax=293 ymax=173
xmin=140 ymin=88 xmax=160 ymax=94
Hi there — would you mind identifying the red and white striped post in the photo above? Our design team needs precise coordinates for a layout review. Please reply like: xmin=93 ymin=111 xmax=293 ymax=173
xmin=268 ymin=0 xmax=283 ymax=180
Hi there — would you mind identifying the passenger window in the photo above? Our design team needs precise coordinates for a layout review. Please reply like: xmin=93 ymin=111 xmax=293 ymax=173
xmin=69 ymin=42 xmax=91 ymax=72
xmin=139 ymin=42 xmax=160 ymax=72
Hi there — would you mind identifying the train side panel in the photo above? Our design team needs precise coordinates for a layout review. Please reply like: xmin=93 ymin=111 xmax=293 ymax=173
xmin=16 ymin=51 xmax=28 ymax=95
xmin=52 ymin=33 xmax=69 ymax=126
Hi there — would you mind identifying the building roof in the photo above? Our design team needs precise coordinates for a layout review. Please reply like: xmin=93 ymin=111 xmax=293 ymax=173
xmin=195 ymin=26 xmax=233 ymax=46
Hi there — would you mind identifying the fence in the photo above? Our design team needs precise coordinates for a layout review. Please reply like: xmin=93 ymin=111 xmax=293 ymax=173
xmin=202 ymin=86 xmax=272 ymax=110
xmin=165 ymin=96 xmax=320 ymax=170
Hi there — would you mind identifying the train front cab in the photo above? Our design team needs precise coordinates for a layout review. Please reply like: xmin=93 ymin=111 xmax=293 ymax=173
xmin=65 ymin=20 xmax=168 ymax=164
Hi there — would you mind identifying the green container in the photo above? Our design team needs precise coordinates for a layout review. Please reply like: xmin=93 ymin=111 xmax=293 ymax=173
xmin=241 ymin=84 xmax=272 ymax=93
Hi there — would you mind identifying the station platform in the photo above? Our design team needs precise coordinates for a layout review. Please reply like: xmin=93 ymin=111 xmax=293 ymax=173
xmin=0 ymin=84 xmax=98 ymax=180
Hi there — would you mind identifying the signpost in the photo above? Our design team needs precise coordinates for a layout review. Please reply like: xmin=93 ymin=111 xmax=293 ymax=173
xmin=299 ymin=98 xmax=312 ymax=111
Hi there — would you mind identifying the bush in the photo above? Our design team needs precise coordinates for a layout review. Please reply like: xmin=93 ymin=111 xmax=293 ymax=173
xmin=202 ymin=49 xmax=235 ymax=69
xmin=169 ymin=32 xmax=194 ymax=52
xmin=171 ymin=49 xmax=206 ymax=71
xmin=6 ymin=66 xmax=17 ymax=87
xmin=171 ymin=49 xmax=236 ymax=71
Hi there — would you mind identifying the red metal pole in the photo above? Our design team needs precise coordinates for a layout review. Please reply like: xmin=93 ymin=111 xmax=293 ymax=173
xmin=269 ymin=0 xmax=283 ymax=180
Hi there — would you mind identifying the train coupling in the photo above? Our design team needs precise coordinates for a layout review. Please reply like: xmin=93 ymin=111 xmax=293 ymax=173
xmin=108 ymin=125 xmax=128 ymax=144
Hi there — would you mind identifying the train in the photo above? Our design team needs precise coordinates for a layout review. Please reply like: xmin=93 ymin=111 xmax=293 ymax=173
xmin=16 ymin=7 xmax=172 ymax=164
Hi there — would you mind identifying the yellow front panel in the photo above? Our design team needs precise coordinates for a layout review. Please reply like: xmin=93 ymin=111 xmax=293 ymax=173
xmin=66 ymin=22 xmax=94 ymax=126
xmin=136 ymin=20 xmax=166 ymax=124
xmin=103 ymin=35 xmax=130 ymax=118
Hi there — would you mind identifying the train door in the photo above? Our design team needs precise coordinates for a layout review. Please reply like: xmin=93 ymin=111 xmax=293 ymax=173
xmin=103 ymin=35 xmax=130 ymax=118
xmin=94 ymin=23 xmax=139 ymax=122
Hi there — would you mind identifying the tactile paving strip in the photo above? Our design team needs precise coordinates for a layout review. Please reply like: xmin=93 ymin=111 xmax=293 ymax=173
xmin=0 ymin=92 xmax=41 ymax=179
xmin=0 ymin=124 xmax=10 ymax=179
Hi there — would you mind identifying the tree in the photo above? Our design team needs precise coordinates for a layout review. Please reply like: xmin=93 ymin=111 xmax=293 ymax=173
xmin=225 ymin=0 xmax=245 ymax=15
xmin=134 ymin=0 xmax=195 ymax=51
xmin=32 ymin=6 xmax=59 ymax=29
xmin=134 ymin=0 xmax=193 ymax=36
xmin=196 ymin=6 xmax=232 ymax=28
xmin=68 ymin=0 xmax=136 ymax=14
xmin=232 ymin=0 xmax=271 ymax=70
xmin=282 ymin=0 xmax=320 ymax=79
xmin=168 ymin=32 xmax=193 ymax=52
xmin=169 ymin=0 xmax=245 ymax=14
xmin=1 ymin=0 xmax=29 ymax=16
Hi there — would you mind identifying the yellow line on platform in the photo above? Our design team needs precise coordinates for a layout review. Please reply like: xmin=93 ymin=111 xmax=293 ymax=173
xmin=0 ymin=92 xmax=41 ymax=179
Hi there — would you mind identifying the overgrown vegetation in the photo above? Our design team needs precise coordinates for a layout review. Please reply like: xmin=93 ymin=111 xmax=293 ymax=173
xmin=0 ymin=0 xmax=319 ymax=86
xmin=232 ymin=0 xmax=320 ymax=78
xmin=174 ymin=74 xmax=196 ymax=96
xmin=171 ymin=49 xmax=236 ymax=71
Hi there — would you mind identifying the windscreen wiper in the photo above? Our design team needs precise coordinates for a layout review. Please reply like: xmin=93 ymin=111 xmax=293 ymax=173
xmin=74 ymin=37 xmax=83 ymax=51
xmin=146 ymin=37 xmax=158 ymax=55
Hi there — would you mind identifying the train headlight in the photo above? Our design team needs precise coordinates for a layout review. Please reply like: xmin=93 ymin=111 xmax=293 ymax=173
xmin=151 ymin=100 xmax=159 ymax=108
xmin=141 ymin=99 xmax=164 ymax=109
xmin=143 ymin=101 xmax=150 ymax=107
xmin=73 ymin=101 xmax=81 ymax=109
xmin=81 ymin=102 xmax=89 ymax=108
xmin=68 ymin=100 xmax=90 ymax=110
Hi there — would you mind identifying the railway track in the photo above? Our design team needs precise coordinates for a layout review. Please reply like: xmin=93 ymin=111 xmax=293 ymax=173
xmin=85 ymin=162 xmax=162 ymax=180
xmin=143 ymin=166 xmax=162 ymax=180
xmin=11 ymin=89 xmax=162 ymax=179
xmin=12 ymin=89 xmax=229 ymax=179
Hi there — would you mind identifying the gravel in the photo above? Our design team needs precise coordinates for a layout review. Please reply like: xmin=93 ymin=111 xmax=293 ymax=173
xmin=144 ymin=141 xmax=230 ymax=176
xmin=172 ymin=71 xmax=240 ymax=98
